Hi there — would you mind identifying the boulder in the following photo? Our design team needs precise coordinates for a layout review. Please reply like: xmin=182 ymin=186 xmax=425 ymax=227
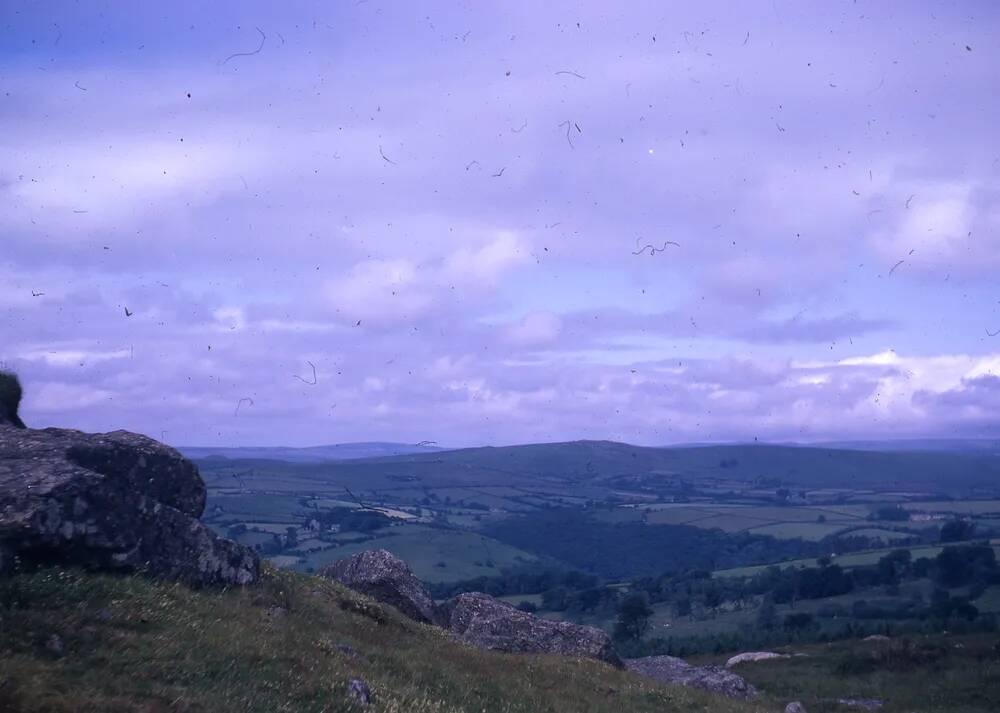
xmin=0 ymin=422 xmax=259 ymax=587
xmin=625 ymin=656 xmax=757 ymax=700
xmin=785 ymin=703 xmax=807 ymax=713
xmin=346 ymin=678 xmax=372 ymax=705
xmin=439 ymin=592 xmax=622 ymax=667
xmin=725 ymin=651 xmax=790 ymax=667
xmin=321 ymin=549 xmax=437 ymax=624
xmin=836 ymin=699 xmax=883 ymax=710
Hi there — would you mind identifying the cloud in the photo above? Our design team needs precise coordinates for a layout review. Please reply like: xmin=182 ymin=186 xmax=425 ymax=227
xmin=326 ymin=258 xmax=432 ymax=324
xmin=443 ymin=232 xmax=529 ymax=285
xmin=504 ymin=311 xmax=562 ymax=346
xmin=325 ymin=232 xmax=531 ymax=325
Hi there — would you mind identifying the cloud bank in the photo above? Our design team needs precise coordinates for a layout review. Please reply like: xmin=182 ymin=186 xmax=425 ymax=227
xmin=2 ymin=1 xmax=998 ymax=446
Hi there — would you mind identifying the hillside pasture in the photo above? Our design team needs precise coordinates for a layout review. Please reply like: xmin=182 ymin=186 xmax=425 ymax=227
xmin=292 ymin=524 xmax=541 ymax=582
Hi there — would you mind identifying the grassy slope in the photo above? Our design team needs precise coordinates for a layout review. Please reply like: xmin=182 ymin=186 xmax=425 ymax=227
xmin=0 ymin=567 xmax=762 ymax=713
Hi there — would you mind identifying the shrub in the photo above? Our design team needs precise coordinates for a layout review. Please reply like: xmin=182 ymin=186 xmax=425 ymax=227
xmin=873 ymin=638 xmax=947 ymax=671
xmin=0 ymin=371 xmax=26 ymax=428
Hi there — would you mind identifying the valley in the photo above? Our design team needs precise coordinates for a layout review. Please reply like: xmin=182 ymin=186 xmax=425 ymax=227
xmin=197 ymin=440 xmax=1000 ymax=659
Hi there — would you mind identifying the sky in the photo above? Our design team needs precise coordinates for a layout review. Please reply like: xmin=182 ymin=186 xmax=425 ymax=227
xmin=1 ymin=1 xmax=999 ymax=448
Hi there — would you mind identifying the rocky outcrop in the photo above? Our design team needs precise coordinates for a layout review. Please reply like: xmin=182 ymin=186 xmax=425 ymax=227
xmin=321 ymin=549 xmax=437 ymax=624
xmin=726 ymin=651 xmax=790 ymax=667
xmin=0 ymin=422 xmax=259 ymax=586
xmin=439 ymin=592 xmax=623 ymax=667
xmin=625 ymin=656 xmax=757 ymax=700
xmin=323 ymin=549 xmax=623 ymax=666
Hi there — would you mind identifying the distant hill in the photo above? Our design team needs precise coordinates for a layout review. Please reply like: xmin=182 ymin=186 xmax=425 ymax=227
xmin=179 ymin=441 xmax=446 ymax=463
xmin=196 ymin=439 xmax=1000 ymax=494
xmin=813 ymin=439 xmax=1000 ymax=453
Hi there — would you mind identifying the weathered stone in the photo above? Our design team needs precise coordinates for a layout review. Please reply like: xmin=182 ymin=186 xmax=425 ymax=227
xmin=321 ymin=549 xmax=437 ymax=624
xmin=439 ymin=591 xmax=623 ymax=667
xmin=785 ymin=702 xmax=807 ymax=713
xmin=0 ymin=423 xmax=259 ymax=587
xmin=625 ymin=655 xmax=757 ymax=700
xmin=836 ymin=699 xmax=884 ymax=710
xmin=347 ymin=678 xmax=372 ymax=705
xmin=725 ymin=651 xmax=790 ymax=667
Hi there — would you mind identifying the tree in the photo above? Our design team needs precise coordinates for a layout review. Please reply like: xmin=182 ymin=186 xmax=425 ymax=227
xmin=756 ymin=594 xmax=777 ymax=630
xmin=872 ymin=505 xmax=910 ymax=522
xmin=285 ymin=526 xmax=298 ymax=548
xmin=940 ymin=519 xmax=975 ymax=543
xmin=783 ymin=612 xmax=814 ymax=630
xmin=935 ymin=544 xmax=997 ymax=587
xmin=613 ymin=592 xmax=653 ymax=641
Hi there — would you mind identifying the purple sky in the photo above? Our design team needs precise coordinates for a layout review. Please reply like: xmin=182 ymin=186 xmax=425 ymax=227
xmin=2 ymin=1 xmax=999 ymax=447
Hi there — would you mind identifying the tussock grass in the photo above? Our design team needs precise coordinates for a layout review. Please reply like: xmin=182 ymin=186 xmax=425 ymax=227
xmin=0 ymin=566 xmax=765 ymax=713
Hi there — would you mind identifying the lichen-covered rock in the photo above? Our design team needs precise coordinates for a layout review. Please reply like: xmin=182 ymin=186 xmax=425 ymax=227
xmin=0 ymin=424 xmax=259 ymax=586
xmin=439 ymin=592 xmax=622 ymax=667
xmin=625 ymin=655 xmax=757 ymax=700
xmin=837 ymin=699 xmax=884 ymax=710
xmin=346 ymin=678 xmax=372 ymax=706
xmin=725 ymin=651 xmax=790 ymax=667
xmin=321 ymin=549 xmax=437 ymax=624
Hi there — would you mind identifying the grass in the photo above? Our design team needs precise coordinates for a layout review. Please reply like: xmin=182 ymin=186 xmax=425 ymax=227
xmin=0 ymin=567 xmax=764 ymax=713
xmin=745 ymin=522 xmax=852 ymax=541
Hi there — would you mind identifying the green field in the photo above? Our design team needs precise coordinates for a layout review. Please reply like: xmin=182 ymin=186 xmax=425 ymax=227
xmin=290 ymin=524 xmax=541 ymax=583
xmin=744 ymin=521 xmax=851 ymax=540
xmin=627 ymin=502 xmax=927 ymax=542
xmin=714 ymin=541 xmax=1000 ymax=578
